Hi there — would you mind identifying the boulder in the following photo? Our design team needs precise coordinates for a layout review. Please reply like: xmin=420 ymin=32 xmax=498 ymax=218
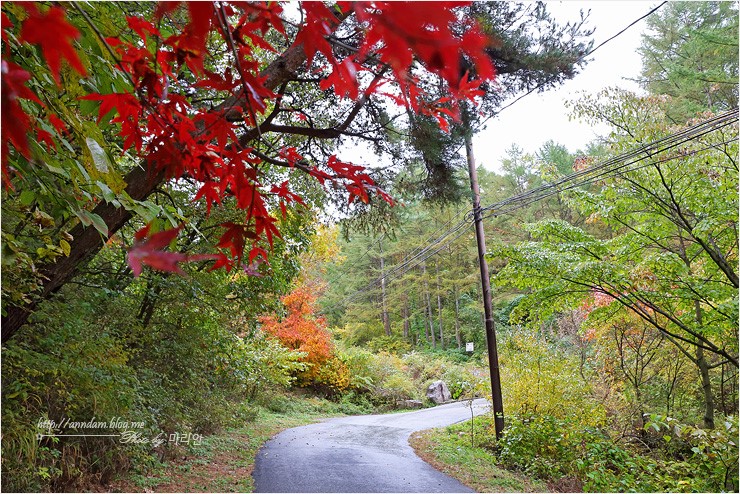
xmin=399 ymin=399 xmax=424 ymax=409
xmin=426 ymin=380 xmax=451 ymax=404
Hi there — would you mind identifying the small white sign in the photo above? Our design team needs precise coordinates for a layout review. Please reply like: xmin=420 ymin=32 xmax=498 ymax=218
xmin=465 ymin=342 xmax=474 ymax=352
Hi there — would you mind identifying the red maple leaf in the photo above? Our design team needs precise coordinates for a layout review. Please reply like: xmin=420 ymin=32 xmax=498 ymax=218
xmin=128 ymin=224 xmax=215 ymax=276
xmin=217 ymin=222 xmax=249 ymax=260
xmin=128 ymin=225 xmax=184 ymax=277
xmin=1 ymin=11 xmax=12 ymax=43
xmin=319 ymin=58 xmax=360 ymax=100
xmin=19 ymin=4 xmax=86 ymax=85
xmin=127 ymin=16 xmax=160 ymax=42
xmin=47 ymin=113 xmax=69 ymax=135
xmin=292 ymin=2 xmax=338 ymax=67
xmin=80 ymin=93 xmax=143 ymax=151
xmin=1 ymin=60 xmax=44 ymax=180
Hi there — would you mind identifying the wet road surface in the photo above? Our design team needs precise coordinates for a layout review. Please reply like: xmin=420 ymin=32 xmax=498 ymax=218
xmin=253 ymin=399 xmax=489 ymax=493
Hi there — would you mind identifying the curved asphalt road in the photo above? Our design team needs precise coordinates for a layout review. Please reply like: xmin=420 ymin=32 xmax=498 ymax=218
xmin=253 ymin=399 xmax=489 ymax=493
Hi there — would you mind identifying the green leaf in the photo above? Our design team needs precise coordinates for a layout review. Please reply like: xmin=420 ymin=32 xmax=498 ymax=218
xmin=74 ymin=209 xmax=109 ymax=237
xmin=85 ymin=137 xmax=111 ymax=174
xmin=88 ymin=213 xmax=109 ymax=237
xmin=19 ymin=190 xmax=36 ymax=206
xmin=59 ymin=239 xmax=71 ymax=256
xmin=96 ymin=180 xmax=118 ymax=205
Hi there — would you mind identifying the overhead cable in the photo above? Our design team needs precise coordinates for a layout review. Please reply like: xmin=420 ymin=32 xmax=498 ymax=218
xmin=324 ymin=109 xmax=738 ymax=312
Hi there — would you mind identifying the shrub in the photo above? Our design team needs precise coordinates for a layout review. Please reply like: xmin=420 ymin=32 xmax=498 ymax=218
xmin=310 ymin=356 xmax=352 ymax=397
xmin=336 ymin=347 xmax=421 ymax=405
xmin=366 ymin=335 xmax=411 ymax=355
xmin=496 ymin=413 xmax=585 ymax=479
xmin=402 ymin=352 xmax=447 ymax=383
xmin=1 ymin=307 xmax=147 ymax=491
xmin=491 ymin=411 xmax=739 ymax=493
xmin=643 ymin=414 xmax=739 ymax=492
xmin=1 ymin=280 xmax=306 ymax=492
xmin=499 ymin=328 xmax=606 ymax=427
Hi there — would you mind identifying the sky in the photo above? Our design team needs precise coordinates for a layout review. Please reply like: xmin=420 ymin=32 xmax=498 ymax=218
xmin=472 ymin=1 xmax=660 ymax=172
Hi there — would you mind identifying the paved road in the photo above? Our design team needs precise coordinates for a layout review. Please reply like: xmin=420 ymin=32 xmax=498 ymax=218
xmin=253 ymin=399 xmax=489 ymax=493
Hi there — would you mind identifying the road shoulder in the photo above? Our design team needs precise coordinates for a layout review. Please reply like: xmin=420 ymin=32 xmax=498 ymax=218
xmin=409 ymin=424 xmax=547 ymax=493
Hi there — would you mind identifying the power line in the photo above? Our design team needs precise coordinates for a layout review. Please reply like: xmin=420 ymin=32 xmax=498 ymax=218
xmin=322 ymin=235 xmax=382 ymax=288
xmin=482 ymin=137 xmax=738 ymax=221
xmin=479 ymin=108 xmax=738 ymax=219
xmin=397 ymin=207 xmax=468 ymax=267
xmin=472 ymin=1 xmax=668 ymax=134
xmin=328 ymin=137 xmax=735 ymax=312
xmin=323 ymin=109 xmax=738 ymax=312
xmin=323 ymin=2 xmax=672 ymax=306
xmin=588 ymin=2 xmax=667 ymax=57
xmin=340 ymin=216 xmax=471 ymax=303
xmin=324 ymin=204 xmax=470 ymax=289
xmin=324 ymin=220 xmax=472 ymax=311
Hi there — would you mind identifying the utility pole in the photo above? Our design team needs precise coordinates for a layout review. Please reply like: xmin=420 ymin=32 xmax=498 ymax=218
xmin=463 ymin=109 xmax=505 ymax=439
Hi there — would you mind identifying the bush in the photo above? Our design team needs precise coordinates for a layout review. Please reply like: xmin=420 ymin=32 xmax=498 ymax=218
xmin=309 ymin=356 xmax=351 ymax=397
xmin=490 ymin=411 xmax=739 ymax=493
xmin=1 ymin=307 xmax=147 ymax=491
xmin=366 ymin=335 xmax=411 ymax=355
xmin=499 ymin=328 xmax=606 ymax=427
xmin=402 ymin=352 xmax=447 ymax=383
xmin=337 ymin=391 xmax=375 ymax=415
xmin=643 ymin=414 xmax=739 ymax=492
xmin=336 ymin=347 xmax=421 ymax=406
xmin=496 ymin=413 xmax=586 ymax=479
xmin=1 ymin=280 xmax=306 ymax=492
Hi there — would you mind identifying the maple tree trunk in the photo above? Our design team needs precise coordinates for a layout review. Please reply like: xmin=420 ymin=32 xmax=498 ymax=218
xmin=2 ymin=166 xmax=162 ymax=343
xmin=1 ymin=40 xmax=317 ymax=343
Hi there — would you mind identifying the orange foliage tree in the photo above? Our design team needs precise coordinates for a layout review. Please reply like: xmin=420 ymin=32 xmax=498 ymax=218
xmin=259 ymin=285 xmax=348 ymax=392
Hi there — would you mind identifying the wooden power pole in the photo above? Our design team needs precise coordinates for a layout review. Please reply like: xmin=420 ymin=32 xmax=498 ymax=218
xmin=464 ymin=120 xmax=505 ymax=439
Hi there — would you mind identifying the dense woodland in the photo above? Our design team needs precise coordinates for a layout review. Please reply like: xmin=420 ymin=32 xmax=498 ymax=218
xmin=1 ymin=1 xmax=738 ymax=492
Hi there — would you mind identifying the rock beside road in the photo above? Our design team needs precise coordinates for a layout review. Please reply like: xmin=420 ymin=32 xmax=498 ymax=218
xmin=399 ymin=399 xmax=424 ymax=409
xmin=426 ymin=380 xmax=451 ymax=404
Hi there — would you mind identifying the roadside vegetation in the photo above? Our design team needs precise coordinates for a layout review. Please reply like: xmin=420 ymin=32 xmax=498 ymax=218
xmin=2 ymin=1 xmax=737 ymax=493
xmin=410 ymin=328 xmax=739 ymax=492
xmin=322 ymin=2 xmax=739 ymax=492
xmin=108 ymin=393 xmax=365 ymax=493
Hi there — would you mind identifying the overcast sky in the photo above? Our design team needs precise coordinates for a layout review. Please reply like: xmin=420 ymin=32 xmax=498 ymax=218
xmin=472 ymin=1 xmax=660 ymax=172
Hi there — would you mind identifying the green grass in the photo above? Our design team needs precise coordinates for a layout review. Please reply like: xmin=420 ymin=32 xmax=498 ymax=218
xmin=409 ymin=417 xmax=547 ymax=493
xmin=109 ymin=393 xmax=352 ymax=492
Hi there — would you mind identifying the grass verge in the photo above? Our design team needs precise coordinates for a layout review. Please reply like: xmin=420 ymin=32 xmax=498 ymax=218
xmin=108 ymin=395 xmax=351 ymax=492
xmin=409 ymin=416 xmax=547 ymax=493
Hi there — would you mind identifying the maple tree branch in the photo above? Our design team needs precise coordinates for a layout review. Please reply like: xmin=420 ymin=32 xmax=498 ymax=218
xmin=257 ymin=123 xmax=345 ymax=139
xmin=71 ymin=2 xmax=137 ymax=90
xmin=220 ymin=7 xmax=354 ymax=123
xmin=216 ymin=3 xmax=264 ymax=144
xmin=248 ymin=149 xmax=312 ymax=174
xmin=337 ymin=65 xmax=390 ymax=132
xmin=1 ymin=9 xmax=329 ymax=342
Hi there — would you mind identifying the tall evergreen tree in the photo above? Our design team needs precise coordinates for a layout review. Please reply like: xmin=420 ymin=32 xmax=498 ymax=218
xmin=639 ymin=1 xmax=739 ymax=123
